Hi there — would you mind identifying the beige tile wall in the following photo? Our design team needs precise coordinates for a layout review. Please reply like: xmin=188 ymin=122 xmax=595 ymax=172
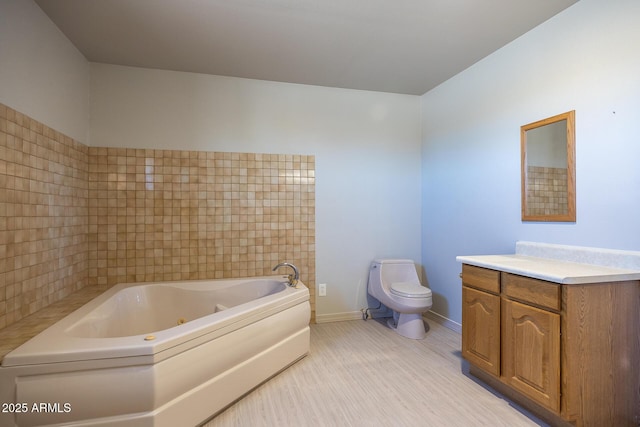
xmin=526 ymin=165 xmax=568 ymax=216
xmin=87 ymin=148 xmax=316 ymax=317
xmin=0 ymin=103 xmax=316 ymax=329
xmin=0 ymin=104 xmax=89 ymax=329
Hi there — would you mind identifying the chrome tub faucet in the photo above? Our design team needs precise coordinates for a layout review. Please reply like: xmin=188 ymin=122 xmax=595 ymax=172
xmin=272 ymin=262 xmax=299 ymax=286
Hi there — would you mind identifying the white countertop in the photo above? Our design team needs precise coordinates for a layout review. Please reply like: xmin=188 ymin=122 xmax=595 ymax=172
xmin=456 ymin=254 xmax=640 ymax=284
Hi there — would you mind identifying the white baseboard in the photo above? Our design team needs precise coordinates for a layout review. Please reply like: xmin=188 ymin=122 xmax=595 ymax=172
xmin=315 ymin=311 xmax=363 ymax=323
xmin=315 ymin=309 xmax=461 ymax=334
xmin=424 ymin=310 xmax=461 ymax=334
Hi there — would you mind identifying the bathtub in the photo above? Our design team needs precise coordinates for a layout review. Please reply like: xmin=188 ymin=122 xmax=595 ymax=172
xmin=0 ymin=276 xmax=310 ymax=427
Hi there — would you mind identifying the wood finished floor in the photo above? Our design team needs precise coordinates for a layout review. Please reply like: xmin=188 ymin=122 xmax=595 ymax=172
xmin=203 ymin=319 xmax=547 ymax=427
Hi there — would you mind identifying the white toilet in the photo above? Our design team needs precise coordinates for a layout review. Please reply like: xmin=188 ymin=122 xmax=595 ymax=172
xmin=368 ymin=259 xmax=432 ymax=339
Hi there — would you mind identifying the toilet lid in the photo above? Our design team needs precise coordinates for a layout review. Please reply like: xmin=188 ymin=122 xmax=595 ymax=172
xmin=390 ymin=282 xmax=432 ymax=298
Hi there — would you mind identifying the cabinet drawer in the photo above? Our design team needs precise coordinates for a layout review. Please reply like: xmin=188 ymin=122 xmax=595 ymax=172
xmin=502 ymin=273 xmax=561 ymax=311
xmin=462 ymin=264 xmax=500 ymax=294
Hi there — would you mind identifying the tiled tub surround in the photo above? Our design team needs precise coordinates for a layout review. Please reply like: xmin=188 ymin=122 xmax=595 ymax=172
xmin=0 ymin=103 xmax=316 ymax=332
xmin=0 ymin=285 xmax=107 ymax=361
xmin=87 ymin=148 xmax=316 ymax=312
xmin=526 ymin=166 xmax=568 ymax=216
xmin=0 ymin=104 xmax=89 ymax=329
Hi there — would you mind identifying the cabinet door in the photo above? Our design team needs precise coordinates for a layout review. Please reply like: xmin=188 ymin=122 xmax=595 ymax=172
xmin=502 ymin=298 xmax=560 ymax=412
xmin=462 ymin=286 xmax=500 ymax=376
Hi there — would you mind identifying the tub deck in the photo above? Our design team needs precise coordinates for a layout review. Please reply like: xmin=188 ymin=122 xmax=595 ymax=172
xmin=0 ymin=286 xmax=109 ymax=363
xmin=0 ymin=278 xmax=310 ymax=427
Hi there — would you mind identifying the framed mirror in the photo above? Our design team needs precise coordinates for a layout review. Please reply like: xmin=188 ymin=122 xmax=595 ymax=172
xmin=521 ymin=110 xmax=575 ymax=222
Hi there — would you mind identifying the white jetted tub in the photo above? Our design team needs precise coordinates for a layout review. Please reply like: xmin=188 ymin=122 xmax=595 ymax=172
xmin=0 ymin=276 xmax=310 ymax=427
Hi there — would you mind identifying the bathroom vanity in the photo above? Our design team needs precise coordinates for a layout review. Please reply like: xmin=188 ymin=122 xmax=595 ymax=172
xmin=457 ymin=242 xmax=640 ymax=427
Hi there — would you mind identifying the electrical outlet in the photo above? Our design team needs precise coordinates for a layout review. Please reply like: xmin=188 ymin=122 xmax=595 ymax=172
xmin=318 ymin=283 xmax=327 ymax=296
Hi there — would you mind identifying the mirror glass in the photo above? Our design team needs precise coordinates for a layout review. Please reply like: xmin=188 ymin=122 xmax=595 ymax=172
xmin=521 ymin=110 xmax=575 ymax=222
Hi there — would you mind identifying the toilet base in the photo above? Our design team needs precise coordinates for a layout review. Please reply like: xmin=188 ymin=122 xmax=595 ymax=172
xmin=387 ymin=312 xmax=426 ymax=340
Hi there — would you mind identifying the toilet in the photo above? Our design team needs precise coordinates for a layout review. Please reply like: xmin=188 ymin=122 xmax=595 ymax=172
xmin=367 ymin=259 xmax=432 ymax=339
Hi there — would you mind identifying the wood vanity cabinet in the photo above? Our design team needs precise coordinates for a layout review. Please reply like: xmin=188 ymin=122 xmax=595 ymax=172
xmin=461 ymin=264 xmax=640 ymax=427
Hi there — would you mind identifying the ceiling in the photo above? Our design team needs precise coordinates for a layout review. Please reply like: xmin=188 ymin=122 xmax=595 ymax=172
xmin=35 ymin=0 xmax=578 ymax=96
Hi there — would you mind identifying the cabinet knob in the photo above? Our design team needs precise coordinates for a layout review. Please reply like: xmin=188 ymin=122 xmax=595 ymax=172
xmin=459 ymin=272 xmax=463 ymax=279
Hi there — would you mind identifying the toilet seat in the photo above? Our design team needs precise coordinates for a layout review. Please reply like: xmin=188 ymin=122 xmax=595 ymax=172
xmin=390 ymin=282 xmax=432 ymax=298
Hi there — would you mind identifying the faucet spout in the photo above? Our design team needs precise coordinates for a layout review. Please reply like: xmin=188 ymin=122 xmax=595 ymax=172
xmin=272 ymin=262 xmax=299 ymax=286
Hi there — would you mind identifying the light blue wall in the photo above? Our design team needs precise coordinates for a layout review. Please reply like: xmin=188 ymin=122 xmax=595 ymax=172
xmin=0 ymin=0 xmax=89 ymax=142
xmin=89 ymin=64 xmax=422 ymax=320
xmin=421 ymin=0 xmax=640 ymax=323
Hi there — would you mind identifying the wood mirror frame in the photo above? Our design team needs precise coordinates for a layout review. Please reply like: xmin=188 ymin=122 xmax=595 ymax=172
xmin=521 ymin=110 xmax=575 ymax=222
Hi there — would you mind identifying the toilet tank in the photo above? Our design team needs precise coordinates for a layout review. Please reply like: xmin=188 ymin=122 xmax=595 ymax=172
xmin=374 ymin=259 xmax=420 ymax=287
